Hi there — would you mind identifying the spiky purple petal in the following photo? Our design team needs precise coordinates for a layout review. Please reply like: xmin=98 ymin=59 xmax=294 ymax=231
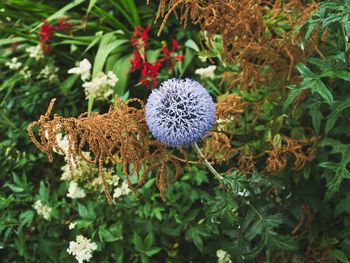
xmin=145 ymin=78 xmax=216 ymax=147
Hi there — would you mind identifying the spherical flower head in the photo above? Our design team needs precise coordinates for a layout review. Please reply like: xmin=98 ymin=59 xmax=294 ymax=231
xmin=145 ymin=78 xmax=216 ymax=147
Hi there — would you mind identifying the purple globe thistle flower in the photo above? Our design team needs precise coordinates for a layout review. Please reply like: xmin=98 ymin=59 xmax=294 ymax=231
xmin=145 ymin=78 xmax=216 ymax=148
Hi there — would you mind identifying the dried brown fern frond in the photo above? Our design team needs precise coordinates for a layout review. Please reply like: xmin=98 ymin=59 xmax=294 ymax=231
xmin=216 ymin=93 xmax=247 ymax=121
xmin=265 ymin=134 xmax=317 ymax=173
xmin=154 ymin=0 xmax=320 ymax=89
xmin=237 ymin=154 xmax=256 ymax=175
xmin=202 ymin=131 xmax=236 ymax=163
xmin=28 ymin=98 xmax=191 ymax=204
xmin=28 ymin=98 xmax=147 ymax=204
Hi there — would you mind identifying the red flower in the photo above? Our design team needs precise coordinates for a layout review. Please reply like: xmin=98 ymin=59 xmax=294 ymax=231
xmin=174 ymin=55 xmax=184 ymax=61
xmin=129 ymin=26 xmax=184 ymax=89
xmin=37 ymin=17 xmax=74 ymax=54
xmin=39 ymin=19 xmax=54 ymax=45
xmin=172 ymin=39 xmax=179 ymax=52
xmin=162 ymin=45 xmax=170 ymax=57
xmin=11 ymin=42 xmax=18 ymax=52
xmin=55 ymin=17 xmax=73 ymax=35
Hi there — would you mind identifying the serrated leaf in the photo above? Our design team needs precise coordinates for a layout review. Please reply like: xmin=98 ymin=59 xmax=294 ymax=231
xmin=330 ymin=249 xmax=349 ymax=263
xmin=313 ymin=79 xmax=333 ymax=105
xmin=268 ymin=233 xmax=298 ymax=251
xmin=99 ymin=226 xmax=117 ymax=242
xmin=132 ymin=232 xmax=144 ymax=251
xmin=144 ymin=247 xmax=161 ymax=257
xmin=283 ymin=88 xmax=302 ymax=112
xmin=77 ymin=203 xmax=96 ymax=220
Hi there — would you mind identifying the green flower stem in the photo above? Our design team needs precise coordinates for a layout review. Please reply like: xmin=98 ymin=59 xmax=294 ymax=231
xmin=193 ymin=142 xmax=223 ymax=181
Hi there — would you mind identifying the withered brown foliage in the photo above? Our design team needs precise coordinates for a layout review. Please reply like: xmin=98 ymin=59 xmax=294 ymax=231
xmin=216 ymin=93 xmax=248 ymax=123
xmin=154 ymin=0 xmax=321 ymax=89
xmin=202 ymin=93 xmax=247 ymax=163
xmin=202 ymin=131 xmax=236 ymax=163
xmin=237 ymin=154 xmax=256 ymax=175
xmin=266 ymin=135 xmax=317 ymax=173
xmin=28 ymin=98 xmax=188 ymax=204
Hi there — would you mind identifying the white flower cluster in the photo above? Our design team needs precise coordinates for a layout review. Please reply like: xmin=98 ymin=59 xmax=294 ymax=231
xmin=216 ymin=249 xmax=232 ymax=263
xmin=5 ymin=57 xmax=22 ymax=70
xmin=69 ymin=222 xmax=77 ymax=230
xmin=68 ymin=59 xmax=118 ymax=100
xmin=33 ymin=200 xmax=52 ymax=220
xmin=20 ymin=66 xmax=31 ymax=80
xmin=37 ymin=65 xmax=59 ymax=82
xmin=67 ymin=235 xmax=97 ymax=263
xmin=195 ymin=65 xmax=217 ymax=79
xmin=26 ymin=45 xmax=44 ymax=61
xmin=67 ymin=181 xmax=86 ymax=199
xmin=60 ymin=153 xmax=98 ymax=182
xmin=113 ymin=180 xmax=131 ymax=199
xmin=68 ymin=59 xmax=91 ymax=81
xmin=53 ymin=133 xmax=70 ymax=156
xmin=82 ymin=71 xmax=118 ymax=100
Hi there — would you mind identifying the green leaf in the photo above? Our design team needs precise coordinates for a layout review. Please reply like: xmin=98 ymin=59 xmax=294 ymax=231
xmin=184 ymin=39 xmax=200 ymax=52
xmin=99 ymin=226 xmax=117 ymax=242
xmin=309 ymin=107 xmax=323 ymax=134
xmin=111 ymin=55 xmax=132 ymax=96
xmin=89 ymin=33 xmax=127 ymax=111
xmin=313 ymin=79 xmax=333 ymax=105
xmin=132 ymin=232 xmax=145 ymax=251
xmin=180 ymin=47 xmax=195 ymax=78
xmin=330 ymin=249 xmax=349 ymax=263
xmin=92 ymin=33 xmax=127 ymax=78
xmin=283 ymin=88 xmax=302 ymax=112
xmin=60 ymin=75 xmax=79 ymax=95
xmin=38 ymin=181 xmax=49 ymax=202
xmin=19 ymin=210 xmax=34 ymax=227
xmin=87 ymin=0 xmax=98 ymax=14
xmin=32 ymin=0 xmax=85 ymax=32
xmin=335 ymin=193 xmax=350 ymax=216
xmin=144 ymin=233 xmax=154 ymax=249
xmin=77 ymin=203 xmax=96 ymax=220
xmin=268 ymin=233 xmax=298 ymax=251
xmin=304 ymin=20 xmax=318 ymax=42
xmin=144 ymin=247 xmax=161 ymax=257
xmin=295 ymin=63 xmax=314 ymax=77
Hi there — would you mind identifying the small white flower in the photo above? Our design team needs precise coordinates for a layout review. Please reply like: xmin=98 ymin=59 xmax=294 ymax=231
xmin=53 ymin=133 xmax=69 ymax=155
xmin=108 ymin=175 xmax=120 ymax=186
xmin=5 ymin=57 xmax=22 ymax=70
xmin=198 ymin=54 xmax=208 ymax=62
xmin=19 ymin=66 xmax=31 ymax=80
xmin=33 ymin=200 xmax=52 ymax=220
xmin=38 ymin=65 xmax=59 ymax=82
xmin=195 ymin=65 xmax=217 ymax=79
xmin=68 ymin=59 xmax=91 ymax=81
xmin=216 ymin=249 xmax=232 ymax=263
xmin=67 ymin=235 xmax=97 ymax=263
xmin=82 ymin=71 xmax=117 ymax=100
xmin=113 ymin=188 xmax=123 ymax=199
xmin=113 ymin=180 xmax=131 ymax=199
xmin=120 ymin=181 xmax=131 ymax=195
xmin=67 ymin=181 xmax=86 ymax=199
xmin=106 ymin=71 xmax=118 ymax=87
xmin=26 ymin=45 xmax=44 ymax=61
xmin=69 ymin=222 xmax=77 ymax=230
xmin=237 ymin=190 xmax=250 ymax=197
